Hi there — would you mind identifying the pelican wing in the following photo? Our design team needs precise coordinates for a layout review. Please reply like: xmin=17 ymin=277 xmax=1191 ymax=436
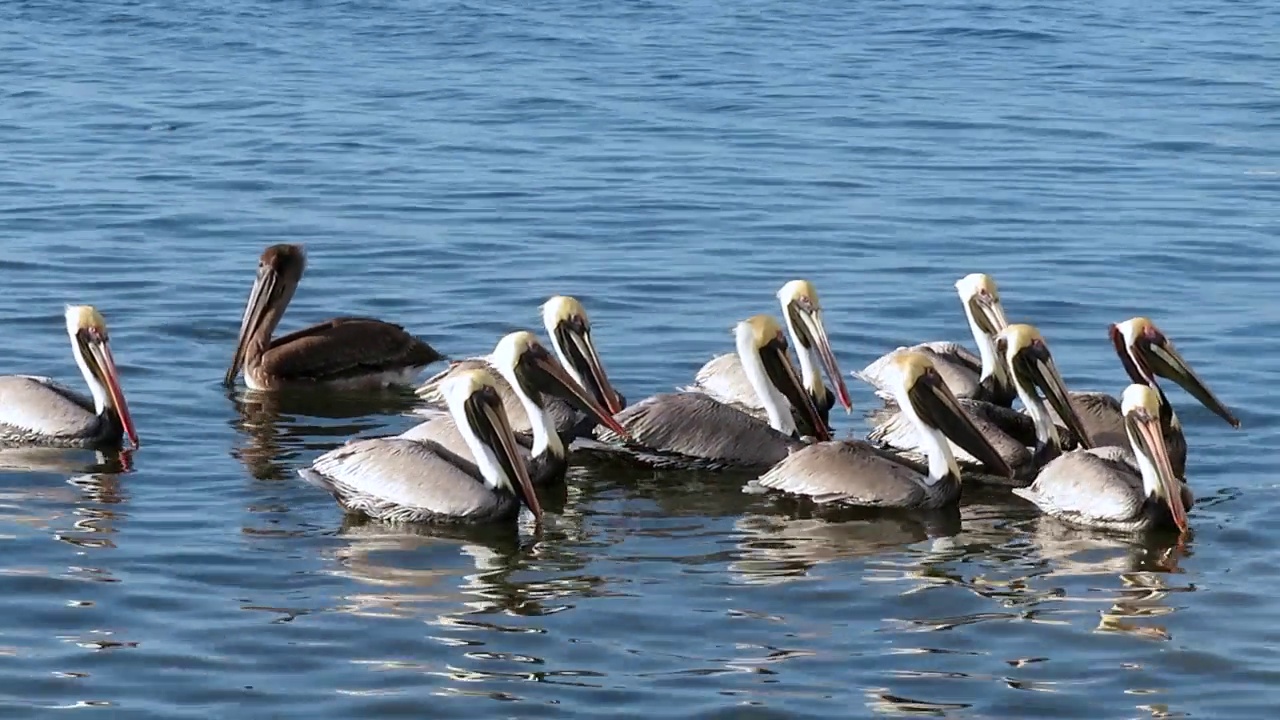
xmin=262 ymin=317 xmax=442 ymax=383
xmin=680 ymin=354 xmax=764 ymax=414
xmin=754 ymin=440 xmax=937 ymax=508
xmin=414 ymin=357 xmax=494 ymax=403
xmin=855 ymin=344 xmax=983 ymax=401
xmin=300 ymin=437 xmax=507 ymax=522
xmin=1041 ymin=392 xmax=1125 ymax=449
xmin=0 ymin=375 xmax=99 ymax=440
xmin=866 ymin=399 xmax=1031 ymax=469
xmin=596 ymin=392 xmax=796 ymax=469
xmin=1014 ymin=450 xmax=1145 ymax=523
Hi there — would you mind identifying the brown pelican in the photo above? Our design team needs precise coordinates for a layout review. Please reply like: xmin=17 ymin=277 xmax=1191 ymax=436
xmin=855 ymin=273 xmax=1014 ymax=405
xmin=299 ymin=368 xmax=543 ymax=525
xmin=1042 ymin=317 xmax=1238 ymax=478
xmin=865 ymin=324 xmax=1093 ymax=485
xmin=593 ymin=315 xmax=830 ymax=470
xmin=682 ymin=280 xmax=852 ymax=435
xmin=225 ymin=244 xmax=444 ymax=390
xmin=748 ymin=351 xmax=1013 ymax=509
xmin=416 ymin=295 xmax=623 ymax=440
xmin=0 ymin=306 xmax=139 ymax=450
xmin=1014 ymin=384 xmax=1191 ymax=534
xmin=400 ymin=330 xmax=629 ymax=485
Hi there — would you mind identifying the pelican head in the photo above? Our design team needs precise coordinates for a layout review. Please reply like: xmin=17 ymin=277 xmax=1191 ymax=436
xmin=1122 ymin=383 xmax=1190 ymax=533
xmin=995 ymin=323 xmax=1093 ymax=451
xmin=439 ymin=368 xmax=543 ymax=521
xmin=65 ymin=305 xmax=138 ymax=449
xmin=491 ymin=330 xmax=630 ymax=442
xmin=1110 ymin=317 xmax=1239 ymax=428
xmin=540 ymin=295 xmax=625 ymax=414
xmin=225 ymin=244 xmax=307 ymax=385
xmin=886 ymin=351 xmax=1013 ymax=480
xmin=954 ymin=273 xmax=1010 ymax=338
xmin=777 ymin=279 xmax=852 ymax=413
xmin=734 ymin=315 xmax=831 ymax=441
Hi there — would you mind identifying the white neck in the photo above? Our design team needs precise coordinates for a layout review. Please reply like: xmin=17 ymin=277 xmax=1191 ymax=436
xmin=781 ymin=312 xmax=821 ymax=398
xmin=494 ymin=364 xmax=563 ymax=459
xmin=894 ymin=385 xmax=958 ymax=485
xmin=69 ymin=336 xmax=108 ymax=415
xmin=963 ymin=304 xmax=1006 ymax=387
xmin=737 ymin=336 xmax=796 ymax=435
xmin=544 ymin=320 xmax=588 ymax=390
xmin=1010 ymin=366 xmax=1059 ymax=448
xmin=1127 ymin=426 xmax=1162 ymax=500
xmin=452 ymin=401 xmax=515 ymax=493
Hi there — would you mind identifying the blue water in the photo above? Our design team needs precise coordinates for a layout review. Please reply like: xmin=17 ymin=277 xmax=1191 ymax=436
xmin=0 ymin=0 xmax=1277 ymax=716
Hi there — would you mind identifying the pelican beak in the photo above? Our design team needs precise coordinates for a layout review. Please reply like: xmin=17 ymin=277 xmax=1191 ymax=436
xmin=469 ymin=387 xmax=543 ymax=521
xmin=967 ymin=288 xmax=1009 ymax=337
xmin=86 ymin=336 xmax=139 ymax=449
xmin=760 ymin=338 xmax=831 ymax=441
xmin=908 ymin=369 xmax=1013 ymax=478
xmin=225 ymin=264 xmax=279 ymax=386
xmin=524 ymin=347 xmax=631 ymax=440
xmin=1011 ymin=339 xmax=1093 ymax=449
xmin=790 ymin=303 xmax=853 ymax=412
xmin=1126 ymin=405 xmax=1189 ymax=533
xmin=1122 ymin=325 xmax=1240 ymax=428
xmin=553 ymin=319 xmax=624 ymax=414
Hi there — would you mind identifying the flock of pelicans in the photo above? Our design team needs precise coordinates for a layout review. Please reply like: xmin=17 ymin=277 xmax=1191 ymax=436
xmin=0 ymin=243 xmax=1242 ymax=536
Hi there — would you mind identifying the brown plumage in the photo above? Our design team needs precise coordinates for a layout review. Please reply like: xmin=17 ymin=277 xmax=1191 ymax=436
xmin=225 ymin=244 xmax=444 ymax=390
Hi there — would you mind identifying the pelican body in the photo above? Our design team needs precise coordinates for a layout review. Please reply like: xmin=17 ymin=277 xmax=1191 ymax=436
xmin=400 ymin=331 xmax=629 ymax=485
xmin=225 ymin=244 xmax=444 ymax=391
xmin=683 ymin=280 xmax=852 ymax=435
xmin=595 ymin=315 xmax=830 ymax=471
xmin=299 ymin=369 xmax=543 ymax=525
xmin=416 ymin=295 xmax=624 ymax=441
xmin=1042 ymin=317 xmax=1238 ymax=478
xmin=0 ymin=306 xmax=139 ymax=450
xmin=856 ymin=273 xmax=1014 ymax=405
xmin=751 ymin=351 xmax=1013 ymax=509
xmin=866 ymin=324 xmax=1093 ymax=485
xmin=1015 ymin=384 xmax=1191 ymax=534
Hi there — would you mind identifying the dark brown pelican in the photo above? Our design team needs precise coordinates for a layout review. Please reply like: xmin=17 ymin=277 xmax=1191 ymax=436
xmin=748 ymin=351 xmax=1013 ymax=509
xmin=593 ymin=315 xmax=830 ymax=470
xmin=866 ymin=324 xmax=1093 ymax=485
xmin=225 ymin=244 xmax=444 ymax=390
xmin=416 ymin=295 xmax=623 ymax=440
xmin=1041 ymin=317 xmax=1238 ymax=478
xmin=856 ymin=273 xmax=1014 ymax=405
xmin=683 ymin=279 xmax=852 ymax=435
xmin=400 ymin=330 xmax=629 ymax=485
xmin=299 ymin=369 xmax=542 ymax=525
xmin=0 ymin=306 xmax=139 ymax=449
xmin=1014 ymin=384 xmax=1191 ymax=534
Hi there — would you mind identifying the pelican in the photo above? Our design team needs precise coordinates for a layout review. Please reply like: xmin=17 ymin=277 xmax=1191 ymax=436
xmin=1041 ymin=317 xmax=1238 ymax=478
xmin=0 ymin=306 xmax=139 ymax=450
xmin=225 ymin=244 xmax=444 ymax=390
xmin=593 ymin=315 xmax=831 ymax=470
xmin=400 ymin=330 xmax=630 ymax=485
xmin=855 ymin=273 xmax=1014 ymax=405
xmin=416 ymin=295 xmax=624 ymax=440
xmin=865 ymin=324 xmax=1093 ymax=484
xmin=1014 ymin=384 xmax=1191 ymax=534
xmin=299 ymin=369 xmax=543 ymax=525
xmin=748 ymin=351 xmax=1013 ymax=510
xmin=682 ymin=280 xmax=852 ymax=435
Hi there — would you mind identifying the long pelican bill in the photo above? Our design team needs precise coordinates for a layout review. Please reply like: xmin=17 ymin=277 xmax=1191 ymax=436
xmin=551 ymin=317 xmax=623 ymax=415
xmin=225 ymin=264 xmax=279 ymax=386
xmin=1124 ymin=387 xmax=1188 ymax=533
xmin=1114 ymin=318 xmax=1239 ymax=428
xmin=1008 ymin=334 xmax=1093 ymax=450
xmin=760 ymin=340 xmax=831 ymax=441
xmin=465 ymin=385 xmax=543 ymax=520
xmin=522 ymin=344 xmax=631 ymax=440
xmin=790 ymin=302 xmax=853 ymax=412
xmin=907 ymin=369 xmax=1013 ymax=478
xmin=90 ymin=338 xmax=138 ymax=449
